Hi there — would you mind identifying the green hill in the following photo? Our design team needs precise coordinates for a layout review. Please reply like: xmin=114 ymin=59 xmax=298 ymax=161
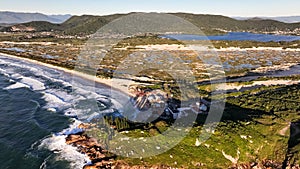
xmin=3 ymin=12 xmax=300 ymax=35
xmin=2 ymin=21 xmax=62 ymax=32
xmin=172 ymin=13 xmax=300 ymax=33
xmin=61 ymin=15 xmax=116 ymax=35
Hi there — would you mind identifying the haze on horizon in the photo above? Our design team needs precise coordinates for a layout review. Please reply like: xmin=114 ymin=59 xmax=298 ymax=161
xmin=0 ymin=0 xmax=300 ymax=17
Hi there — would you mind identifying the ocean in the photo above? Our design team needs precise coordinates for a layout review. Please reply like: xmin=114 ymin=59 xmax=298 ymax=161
xmin=0 ymin=54 xmax=127 ymax=169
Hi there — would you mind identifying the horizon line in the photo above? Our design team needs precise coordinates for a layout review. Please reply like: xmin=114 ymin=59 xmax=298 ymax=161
xmin=1 ymin=10 xmax=300 ymax=18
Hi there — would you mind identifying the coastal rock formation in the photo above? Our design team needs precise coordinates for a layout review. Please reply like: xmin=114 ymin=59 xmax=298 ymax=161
xmin=66 ymin=123 xmax=174 ymax=169
xmin=65 ymin=125 xmax=115 ymax=169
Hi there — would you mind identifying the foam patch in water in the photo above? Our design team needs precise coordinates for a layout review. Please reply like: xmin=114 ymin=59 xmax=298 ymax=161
xmin=39 ymin=135 xmax=90 ymax=169
xmin=20 ymin=77 xmax=46 ymax=90
xmin=39 ymin=119 xmax=89 ymax=169
xmin=4 ymin=82 xmax=30 ymax=90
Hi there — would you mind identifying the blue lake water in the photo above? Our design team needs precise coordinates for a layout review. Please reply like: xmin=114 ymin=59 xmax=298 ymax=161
xmin=162 ymin=32 xmax=300 ymax=42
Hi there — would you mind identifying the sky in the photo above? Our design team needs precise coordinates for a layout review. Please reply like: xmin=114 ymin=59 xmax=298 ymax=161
xmin=0 ymin=0 xmax=300 ymax=17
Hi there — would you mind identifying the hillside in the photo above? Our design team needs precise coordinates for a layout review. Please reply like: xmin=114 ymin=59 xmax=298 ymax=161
xmin=61 ymin=15 xmax=117 ymax=35
xmin=0 ymin=11 xmax=71 ymax=24
xmin=1 ymin=21 xmax=62 ymax=32
xmin=172 ymin=13 xmax=300 ymax=33
xmin=234 ymin=16 xmax=300 ymax=23
xmin=2 ymin=12 xmax=300 ymax=35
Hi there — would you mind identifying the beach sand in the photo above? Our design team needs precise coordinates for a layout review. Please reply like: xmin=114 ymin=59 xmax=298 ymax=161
xmin=0 ymin=52 xmax=135 ymax=96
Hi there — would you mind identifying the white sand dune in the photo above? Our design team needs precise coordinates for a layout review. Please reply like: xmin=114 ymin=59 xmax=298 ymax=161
xmin=224 ymin=80 xmax=300 ymax=91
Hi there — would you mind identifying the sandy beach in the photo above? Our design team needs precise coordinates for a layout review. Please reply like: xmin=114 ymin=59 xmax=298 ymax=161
xmin=0 ymin=52 xmax=135 ymax=96
xmin=2 ymin=51 xmax=299 ymax=95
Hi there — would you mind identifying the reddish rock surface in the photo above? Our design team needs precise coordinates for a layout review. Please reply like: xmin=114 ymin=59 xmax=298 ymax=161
xmin=66 ymin=123 xmax=173 ymax=169
xmin=65 ymin=124 xmax=116 ymax=169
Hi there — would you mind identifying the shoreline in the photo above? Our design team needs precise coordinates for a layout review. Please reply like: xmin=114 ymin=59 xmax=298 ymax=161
xmin=1 ymin=50 xmax=300 ymax=168
xmin=0 ymin=52 xmax=137 ymax=168
xmin=2 ymin=52 xmax=299 ymax=96
xmin=0 ymin=52 xmax=134 ymax=97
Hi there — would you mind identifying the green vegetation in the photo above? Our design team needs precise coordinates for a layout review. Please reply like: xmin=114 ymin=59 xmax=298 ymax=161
xmin=108 ymin=84 xmax=300 ymax=168
xmin=0 ymin=17 xmax=300 ymax=167
xmin=172 ymin=13 xmax=300 ymax=34
xmin=227 ymin=84 xmax=300 ymax=113
xmin=256 ymin=75 xmax=300 ymax=81
xmin=114 ymin=35 xmax=183 ymax=48
xmin=3 ymin=12 xmax=300 ymax=36
xmin=80 ymin=77 xmax=300 ymax=168
xmin=0 ymin=32 xmax=87 ymax=44
xmin=211 ymin=40 xmax=300 ymax=49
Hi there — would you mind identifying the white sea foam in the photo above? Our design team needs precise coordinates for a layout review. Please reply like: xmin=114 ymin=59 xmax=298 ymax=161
xmin=10 ymin=73 xmax=22 ymax=79
xmin=63 ymin=108 xmax=79 ymax=117
xmin=39 ymin=120 xmax=89 ymax=169
xmin=20 ymin=77 xmax=46 ymax=90
xmin=0 ymin=66 xmax=46 ymax=91
xmin=0 ymin=54 xmax=125 ymax=168
xmin=0 ymin=57 xmax=73 ymax=88
xmin=60 ymin=119 xmax=84 ymax=135
xmin=4 ymin=82 xmax=30 ymax=90
xmin=47 ymin=108 xmax=57 ymax=112
xmin=42 ymin=92 xmax=71 ymax=112
xmin=0 ymin=67 xmax=10 ymax=77
xmin=0 ymin=58 xmax=38 ymax=72
xmin=43 ymin=92 xmax=66 ymax=104
xmin=39 ymin=135 xmax=90 ymax=169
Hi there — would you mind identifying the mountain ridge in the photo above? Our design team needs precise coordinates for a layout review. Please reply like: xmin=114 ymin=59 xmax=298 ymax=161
xmin=2 ymin=12 xmax=300 ymax=36
xmin=233 ymin=16 xmax=300 ymax=23
xmin=0 ymin=11 xmax=71 ymax=24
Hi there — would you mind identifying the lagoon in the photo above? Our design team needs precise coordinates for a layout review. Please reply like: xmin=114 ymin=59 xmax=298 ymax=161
xmin=162 ymin=32 xmax=300 ymax=42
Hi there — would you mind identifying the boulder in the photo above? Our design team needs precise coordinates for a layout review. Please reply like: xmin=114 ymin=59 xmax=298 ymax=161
xmin=65 ymin=134 xmax=87 ymax=144
xmin=83 ymin=165 xmax=98 ymax=169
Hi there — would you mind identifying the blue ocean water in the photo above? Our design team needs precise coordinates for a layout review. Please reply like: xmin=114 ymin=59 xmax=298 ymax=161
xmin=0 ymin=69 xmax=72 ymax=169
xmin=162 ymin=32 xmax=300 ymax=42
xmin=0 ymin=55 xmax=127 ymax=169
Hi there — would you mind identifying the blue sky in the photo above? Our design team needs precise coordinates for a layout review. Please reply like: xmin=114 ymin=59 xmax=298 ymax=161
xmin=0 ymin=0 xmax=300 ymax=17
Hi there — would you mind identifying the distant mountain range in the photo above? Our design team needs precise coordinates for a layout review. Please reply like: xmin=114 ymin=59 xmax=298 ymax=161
xmin=0 ymin=11 xmax=71 ymax=24
xmin=1 ymin=12 xmax=300 ymax=36
xmin=233 ymin=16 xmax=300 ymax=23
